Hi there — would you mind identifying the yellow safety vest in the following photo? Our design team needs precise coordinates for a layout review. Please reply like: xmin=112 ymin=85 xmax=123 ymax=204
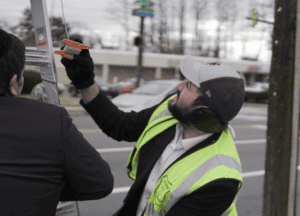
xmin=127 ymin=94 xmax=243 ymax=216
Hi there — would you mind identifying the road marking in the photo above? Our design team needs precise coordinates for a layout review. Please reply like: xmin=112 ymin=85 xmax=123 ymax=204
xmin=97 ymin=147 xmax=134 ymax=153
xmin=110 ymin=166 xmax=300 ymax=195
xmin=232 ymin=125 xmax=253 ymax=129
xmin=111 ymin=187 xmax=131 ymax=194
xmin=96 ymin=139 xmax=267 ymax=153
xmin=235 ymin=115 xmax=267 ymax=121
xmin=235 ymin=139 xmax=266 ymax=145
xmin=233 ymin=125 xmax=267 ymax=130
xmin=79 ymin=129 xmax=102 ymax=133
xmin=78 ymin=125 xmax=267 ymax=134
xmin=251 ymin=125 xmax=267 ymax=130
xmin=96 ymin=147 xmax=133 ymax=153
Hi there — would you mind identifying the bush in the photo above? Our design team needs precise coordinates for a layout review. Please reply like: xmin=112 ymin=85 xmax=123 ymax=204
xmin=22 ymin=70 xmax=42 ymax=94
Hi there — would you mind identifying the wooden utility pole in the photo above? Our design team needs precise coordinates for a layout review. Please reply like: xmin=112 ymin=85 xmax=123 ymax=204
xmin=262 ymin=0 xmax=299 ymax=215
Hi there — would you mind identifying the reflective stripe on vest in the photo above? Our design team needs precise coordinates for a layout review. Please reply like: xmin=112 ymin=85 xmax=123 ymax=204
xmin=127 ymin=94 xmax=177 ymax=181
xmin=143 ymin=154 xmax=242 ymax=216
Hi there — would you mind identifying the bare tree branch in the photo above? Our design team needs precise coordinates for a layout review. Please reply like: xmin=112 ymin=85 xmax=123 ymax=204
xmin=103 ymin=0 xmax=136 ymax=50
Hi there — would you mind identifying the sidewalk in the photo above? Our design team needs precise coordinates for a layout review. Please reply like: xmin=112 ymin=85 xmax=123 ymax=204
xmin=21 ymin=94 xmax=88 ymax=116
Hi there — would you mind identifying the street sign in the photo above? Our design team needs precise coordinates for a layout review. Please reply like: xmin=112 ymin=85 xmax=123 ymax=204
xmin=133 ymin=0 xmax=154 ymax=17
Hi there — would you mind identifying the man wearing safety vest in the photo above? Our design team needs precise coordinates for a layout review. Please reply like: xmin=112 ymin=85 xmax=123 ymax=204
xmin=61 ymin=40 xmax=245 ymax=216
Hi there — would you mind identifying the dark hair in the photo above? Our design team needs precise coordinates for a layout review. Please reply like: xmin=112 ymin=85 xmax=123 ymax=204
xmin=0 ymin=34 xmax=25 ymax=96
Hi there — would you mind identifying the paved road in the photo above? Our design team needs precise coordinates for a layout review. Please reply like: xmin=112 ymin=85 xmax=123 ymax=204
xmin=65 ymin=104 xmax=300 ymax=216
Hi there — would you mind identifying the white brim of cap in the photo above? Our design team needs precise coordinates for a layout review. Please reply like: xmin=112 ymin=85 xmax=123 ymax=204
xmin=179 ymin=55 xmax=242 ymax=87
xmin=179 ymin=55 xmax=202 ymax=88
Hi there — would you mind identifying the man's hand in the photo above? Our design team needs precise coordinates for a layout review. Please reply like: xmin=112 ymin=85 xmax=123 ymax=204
xmin=60 ymin=39 xmax=95 ymax=90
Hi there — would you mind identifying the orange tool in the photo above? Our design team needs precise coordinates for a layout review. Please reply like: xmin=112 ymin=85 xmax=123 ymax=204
xmin=54 ymin=39 xmax=91 ymax=60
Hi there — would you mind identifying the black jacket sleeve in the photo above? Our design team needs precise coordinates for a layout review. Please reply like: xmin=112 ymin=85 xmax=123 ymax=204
xmin=59 ymin=107 xmax=114 ymax=201
xmin=79 ymin=91 xmax=173 ymax=142
xmin=165 ymin=180 xmax=240 ymax=216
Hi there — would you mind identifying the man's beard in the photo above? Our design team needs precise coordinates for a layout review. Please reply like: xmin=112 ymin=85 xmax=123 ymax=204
xmin=168 ymin=98 xmax=192 ymax=125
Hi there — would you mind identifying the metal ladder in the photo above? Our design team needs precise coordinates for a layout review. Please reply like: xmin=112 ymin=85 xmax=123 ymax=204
xmin=25 ymin=0 xmax=80 ymax=215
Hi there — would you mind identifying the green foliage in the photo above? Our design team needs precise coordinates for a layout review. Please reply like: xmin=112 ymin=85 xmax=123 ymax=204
xmin=12 ymin=7 xmax=76 ymax=47
xmin=22 ymin=70 xmax=42 ymax=94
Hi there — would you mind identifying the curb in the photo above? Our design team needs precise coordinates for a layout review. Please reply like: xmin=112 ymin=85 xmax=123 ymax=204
xmin=63 ymin=102 xmax=268 ymax=117
xmin=21 ymin=95 xmax=268 ymax=117
xmin=21 ymin=95 xmax=88 ymax=117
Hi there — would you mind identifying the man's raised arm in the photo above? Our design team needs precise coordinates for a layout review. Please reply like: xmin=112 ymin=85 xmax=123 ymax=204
xmin=79 ymin=82 xmax=100 ymax=104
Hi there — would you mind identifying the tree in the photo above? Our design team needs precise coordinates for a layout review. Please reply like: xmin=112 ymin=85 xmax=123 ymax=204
xmin=50 ymin=16 xmax=72 ymax=47
xmin=174 ymin=0 xmax=186 ymax=55
xmin=262 ymin=0 xmax=299 ymax=215
xmin=13 ymin=7 xmax=36 ymax=47
xmin=11 ymin=7 xmax=73 ymax=47
xmin=145 ymin=14 xmax=157 ymax=52
xmin=191 ymin=0 xmax=208 ymax=56
xmin=249 ymin=0 xmax=275 ymax=60
xmin=214 ymin=0 xmax=230 ymax=58
xmin=157 ymin=0 xmax=171 ymax=53
xmin=104 ymin=0 xmax=138 ymax=51
xmin=223 ymin=0 xmax=238 ymax=59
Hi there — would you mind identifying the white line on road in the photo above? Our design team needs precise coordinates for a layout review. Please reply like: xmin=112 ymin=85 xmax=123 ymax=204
xmin=97 ymin=147 xmax=134 ymax=153
xmin=251 ymin=125 xmax=267 ymax=130
xmin=79 ymin=124 xmax=269 ymax=135
xmin=111 ymin=166 xmax=300 ymax=195
xmin=111 ymin=187 xmax=131 ymax=194
xmin=79 ymin=124 xmax=267 ymax=135
xmin=96 ymin=139 xmax=267 ymax=153
xmin=235 ymin=139 xmax=266 ymax=145
xmin=235 ymin=115 xmax=267 ymax=121
xmin=79 ymin=129 xmax=102 ymax=133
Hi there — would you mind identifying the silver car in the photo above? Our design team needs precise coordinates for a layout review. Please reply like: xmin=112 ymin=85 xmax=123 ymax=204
xmin=111 ymin=79 xmax=182 ymax=112
xmin=67 ymin=76 xmax=114 ymax=97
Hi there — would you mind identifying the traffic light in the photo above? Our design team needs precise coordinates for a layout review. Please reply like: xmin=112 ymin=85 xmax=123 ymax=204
xmin=133 ymin=36 xmax=143 ymax=46
xmin=252 ymin=9 xmax=258 ymax=27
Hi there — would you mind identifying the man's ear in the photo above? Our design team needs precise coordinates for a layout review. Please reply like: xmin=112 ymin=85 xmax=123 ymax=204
xmin=9 ymin=74 xmax=19 ymax=96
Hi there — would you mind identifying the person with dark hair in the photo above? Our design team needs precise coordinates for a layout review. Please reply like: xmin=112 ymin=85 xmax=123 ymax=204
xmin=0 ymin=28 xmax=114 ymax=216
xmin=61 ymin=39 xmax=244 ymax=216
xmin=0 ymin=29 xmax=25 ymax=96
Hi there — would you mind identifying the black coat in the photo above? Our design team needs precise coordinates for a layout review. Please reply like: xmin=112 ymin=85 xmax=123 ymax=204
xmin=0 ymin=95 xmax=114 ymax=216
xmin=80 ymin=91 xmax=240 ymax=216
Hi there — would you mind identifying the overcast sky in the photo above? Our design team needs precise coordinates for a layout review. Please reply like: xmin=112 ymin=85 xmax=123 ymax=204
xmin=0 ymin=0 xmax=274 ymax=62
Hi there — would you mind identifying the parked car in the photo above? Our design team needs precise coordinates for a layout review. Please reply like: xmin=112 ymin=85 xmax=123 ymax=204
xmin=111 ymin=79 xmax=182 ymax=112
xmin=67 ymin=76 xmax=115 ymax=97
xmin=244 ymin=82 xmax=269 ymax=103
xmin=109 ymin=78 xmax=157 ymax=96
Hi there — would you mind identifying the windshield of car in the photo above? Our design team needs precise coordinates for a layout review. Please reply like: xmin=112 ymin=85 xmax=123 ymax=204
xmin=131 ymin=82 xmax=174 ymax=95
